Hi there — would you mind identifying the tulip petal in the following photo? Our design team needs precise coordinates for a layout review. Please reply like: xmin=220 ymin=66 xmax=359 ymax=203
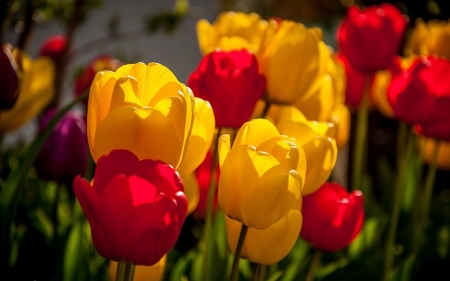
xmin=234 ymin=118 xmax=281 ymax=148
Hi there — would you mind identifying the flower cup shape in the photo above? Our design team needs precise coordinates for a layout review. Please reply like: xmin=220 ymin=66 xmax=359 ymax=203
xmin=87 ymin=62 xmax=195 ymax=171
xmin=0 ymin=44 xmax=19 ymax=110
xmin=387 ymin=56 xmax=450 ymax=141
xmin=300 ymin=182 xmax=364 ymax=252
xmin=0 ymin=49 xmax=55 ymax=132
xmin=196 ymin=11 xmax=268 ymax=56
xmin=187 ymin=49 xmax=266 ymax=128
xmin=226 ymin=201 xmax=302 ymax=265
xmin=73 ymin=149 xmax=188 ymax=265
xmin=257 ymin=19 xmax=328 ymax=105
xmin=218 ymin=118 xmax=305 ymax=230
xmin=35 ymin=108 xmax=88 ymax=184
xmin=336 ymin=3 xmax=407 ymax=74
xmin=270 ymin=105 xmax=338 ymax=195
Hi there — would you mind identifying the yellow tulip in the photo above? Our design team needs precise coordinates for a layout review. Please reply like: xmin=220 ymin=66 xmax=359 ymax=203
xmin=418 ymin=136 xmax=450 ymax=170
xmin=257 ymin=19 xmax=328 ymax=105
xmin=108 ymin=255 xmax=166 ymax=281
xmin=226 ymin=207 xmax=302 ymax=265
xmin=294 ymin=49 xmax=350 ymax=149
xmin=87 ymin=62 xmax=195 ymax=170
xmin=177 ymin=97 xmax=215 ymax=177
xmin=218 ymin=118 xmax=305 ymax=230
xmin=270 ymin=105 xmax=338 ymax=195
xmin=0 ymin=50 xmax=54 ymax=132
xmin=181 ymin=172 xmax=200 ymax=215
xmin=404 ymin=18 xmax=450 ymax=60
xmin=196 ymin=11 xmax=268 ymax=56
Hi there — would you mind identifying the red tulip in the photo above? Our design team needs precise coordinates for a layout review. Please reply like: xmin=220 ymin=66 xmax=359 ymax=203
xmin=388 ymin=56 xmax=450 ymax=141
xmin=0 ymin=44 xmax=19 ymax=110
xmin=187 ymin=49 xmax=266 ymax=128
xmin=336 ymin=3 xmax=407 ymax=74
xmin=300 ymin=182 xmax=364 ymax=252
xmin=73 ymin=149 xmax=188 ymax=265
xmin=191 ymin=150 xmax=220 ymax=222
xmin=38 ymin=35 xmax=67 ymax=64
xmin=35 ymin=108 xmax=88 ymax=184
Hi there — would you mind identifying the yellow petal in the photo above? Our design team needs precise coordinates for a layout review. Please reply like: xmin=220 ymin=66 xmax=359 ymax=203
xmin=234 ymin=118 xmax=281 ymax=148
xmin=181 ymin=172 xmax=200 ymax=215
xmin=1 ymin=56 xmax=55 ymax=132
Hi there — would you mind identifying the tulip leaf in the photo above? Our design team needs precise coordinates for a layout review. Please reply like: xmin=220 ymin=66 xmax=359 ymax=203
xmin=0 ymin=91 xmax=88 ymax=265
xmin=168 ymin=249 xmax=199 ymax=281
xmin=348 ymin=217 xmax=382 ymax=259
xmin=266 ymin=270 xmax=283 ymax=281
xmin=63 ymin=221 xmax=84 ymax=281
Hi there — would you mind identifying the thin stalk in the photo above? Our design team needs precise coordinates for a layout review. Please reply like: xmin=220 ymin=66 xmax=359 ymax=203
xmin=351 ymin=75 xmax=371 ymax=191
xmin=124 ymin=263 xmax=136 ymax=281
xmin=261 ymin=101 xmax=271 ymax=119
xmin=305 ymin=250 xmax=322 ymax=281
xmin=115 ymin=261 xmax=126 ymax=281
xmin=414 ymin=138 xmax=440 ymax=256
xmin=258 ymin=265 xmax=266 ymax=281
xmin=201 ymin=128 xmax=221 ymax=281
xmin=230 ymin=224 xmax=249 ymax=281
xmin=381 ymin=123 xmax=415 ymax=281
xmin=251 ymin=263 xmax=261 ymax=281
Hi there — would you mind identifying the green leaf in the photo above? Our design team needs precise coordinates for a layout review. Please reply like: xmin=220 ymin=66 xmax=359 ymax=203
xmin=63 ymin=222 xmax=84 ymax=281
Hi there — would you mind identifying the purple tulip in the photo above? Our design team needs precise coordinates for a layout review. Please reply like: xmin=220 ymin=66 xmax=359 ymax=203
xmin=35 ymin=108 xmax=88 ymax=184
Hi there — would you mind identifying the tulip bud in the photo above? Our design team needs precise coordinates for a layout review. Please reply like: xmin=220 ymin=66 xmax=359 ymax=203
xmin=34 ymin=108 xmax=88 ymax=185
xmin=73 ymin=149 xmax=188 ymax=265
xmin=0 ymin=44 xmax=19 ymax=110
xmin=300 ymin=182 xmax=364 ymax=252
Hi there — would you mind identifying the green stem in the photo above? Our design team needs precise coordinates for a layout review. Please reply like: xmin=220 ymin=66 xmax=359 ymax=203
xmin=381 ymin=123 xmax=415 ymax=281
xmin=230 ymin=224 xmax=249 ymax=281
xmin=351 ymin=75 xmax=371 ymax=191
xmin=201 ymin=128 xmax=221 ymax=281
xmin=251 ymin=263 xmax=261 ymax=281
xmin=414 ymin=138 xmax=440 ymax=257
xmin=115 ymin=261 xmax=126 ymax=281
xmin=305 ymin=250 xmax=321 ymax=281
xmin=124 ymin=263 xmax=136 ymax=281
xmin=258 ymin=265 xmax=266 ymax=281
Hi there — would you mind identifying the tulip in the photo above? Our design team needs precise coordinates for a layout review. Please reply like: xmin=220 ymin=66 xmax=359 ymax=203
xmin=73 ymin=149 xmax=188 ymax=265
xmin=74 ymin=55 xmax=122 ymax=104
xmin=196 ymin=11 xmax=268 ymax=55
xmin=270 ymin=105 xmax=338 ymax=195
xmin=38 ymin=35 xmax=67 ymax=64
xmin=294 ymin=51 xmax=350 ymax=149
xmin=300 ymin=182 xmax=364 ymax=252
xmin=257 ymin=19 xmax=328 ymax=105
xmin=177 ymin=97 xmax=215 ymax=177
xmin=109 ymin=255 xmax=166 ymax=281
xmin=387 ymin=56 xmax=450 ymax=141
xmin=34 ymin=108 xmax=88 ymax=184
xmin=187 ymin=49 xmax=266 ymax=128
xmin=404 ymin=18 xmax=450 ymax=60
xmin=0 ymin=49 xmax=55 ymax=132
xmin=336 ymin=3 xmax=407 ymax=74
xmin=0 ymin=44 xmax=19 ymax=110
xmin=87 ymin=62 xmax=195 ymax=170
xmin=218 ymin=118 xmax=305 ymax=230
xmin=226 ymin=206 xmax=301 ymax=265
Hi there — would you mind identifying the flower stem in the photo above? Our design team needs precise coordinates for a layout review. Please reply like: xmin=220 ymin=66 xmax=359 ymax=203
xmin=305 ymin=250 xmax=321 ymax=281
xmin=115 ymin=261 xmax=126 ymax=281
xmin=124 ymin=263 xmax=136 ymax=281
xmin=413 ymin=138 xmax=440 ymax=257
xmin=258 ymin=265 xmax=266 ymax=281
xmin=351 ymin=75 xmax=371 ymax=191
xmin=202 ymin=128 xmax=221 ymax=281
xmin=381 ymin=123 xmax=415 ymax=281
xmin=115 ymin=261 xmax=135 ymax=281
xmin=251 ymin=263 xmax=261 ymax=281
xmin=230 ymin=223 xmax=249 ymax=281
